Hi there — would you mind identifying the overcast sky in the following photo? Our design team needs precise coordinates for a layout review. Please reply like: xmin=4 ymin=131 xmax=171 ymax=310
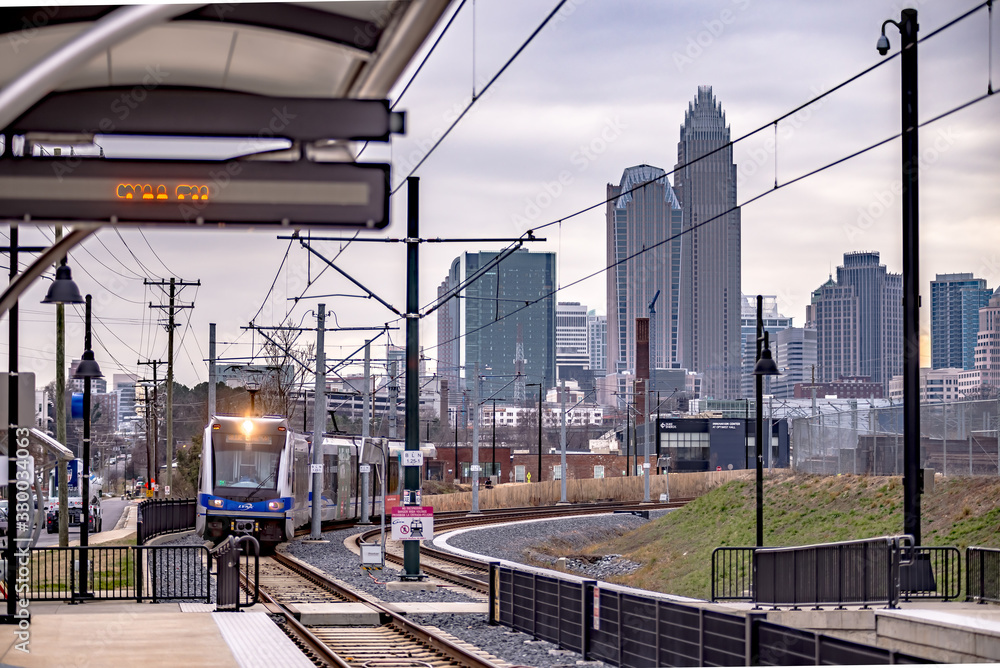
xmin=5 ymin=0 xmax=999 ymax=391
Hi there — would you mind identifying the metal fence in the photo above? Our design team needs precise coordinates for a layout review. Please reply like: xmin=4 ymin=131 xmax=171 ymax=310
xmin=24 ymin=544 xmax=211 ymax=603
xmin=713 ymin=540 xmax=960 ymax=606
xmin=792 ymin=399 xmax=1000 ymax=476
xmin=754 ymin=536 xmax=910 ymax=609
xmin=966 ymin=546 xmax=1000 ymax=604
xmin=136 ymin=498 xmax=197 ymax=545
xmin=489 ymin=562 xmax=931 ymax=667
xmin=711 ymin=547 xmax=755 ymax=602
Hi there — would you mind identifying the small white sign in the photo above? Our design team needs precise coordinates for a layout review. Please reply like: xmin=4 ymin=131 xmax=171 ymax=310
xmin=643 ymin=462 xmax=650 ymax=469
xmin=164 ymin=485 xmax=170 ymax=495
xmin=469 ymin=464 xmax=481 ymax=472
xmin=359 ymin=464 xmax=371 ymax=474
xmin=401 ymin=451 xmax=424 ymax=467
xmin=659 ymin=493 xmax=668 ymax=502
xmin=310 ymin=463 xmax=323 ymax=474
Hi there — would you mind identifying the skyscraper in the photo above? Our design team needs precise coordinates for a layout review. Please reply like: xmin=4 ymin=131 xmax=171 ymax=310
xmin=808 ymin=252 xmax=902 ymax=390
xmin=975 ymin=291 xmax=1000 ymax=389
xmin=556 ymin=301 xmax=590 ymax=381
xmin=675 ymin=86 xmax=742 ymax=399
xmin=930 ymin=273 xmax=993 ymax=370
xmin=771 ymin=327 xmax=818 ymax=399
xmin=438 ymin=250 xmax=556 ymax=398
xmin=605 ymin=164 xmax=683 ymax=378
xmin=587 ymin=311 xmax=607 ymax=377
xmin=739 ymin=295 xmax=792 ymax=398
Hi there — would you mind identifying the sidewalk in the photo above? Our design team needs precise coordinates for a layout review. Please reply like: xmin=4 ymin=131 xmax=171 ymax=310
xmin=1 ymin=501 xmax=313 ymax=668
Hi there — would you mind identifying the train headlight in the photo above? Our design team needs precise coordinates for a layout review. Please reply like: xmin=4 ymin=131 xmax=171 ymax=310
xmin=241 ymin=419 xmax=254 ymax=436
xmin=267 ymin=500 xmax=284 ymax=511
xmin=208 ymin=498 xmax=224 ymax=508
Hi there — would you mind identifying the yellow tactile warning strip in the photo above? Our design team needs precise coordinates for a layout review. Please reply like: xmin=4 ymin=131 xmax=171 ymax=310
xmin=212 ymin=611 xmax=314 ymax=668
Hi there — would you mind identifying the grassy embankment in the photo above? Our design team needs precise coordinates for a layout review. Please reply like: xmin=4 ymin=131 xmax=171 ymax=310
xmin=540 ymin=473 xmax=1000 ymax=600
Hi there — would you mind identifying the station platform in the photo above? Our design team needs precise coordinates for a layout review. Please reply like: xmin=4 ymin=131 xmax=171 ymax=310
xmin=713 ymin=598 xmax=1000 ymax=663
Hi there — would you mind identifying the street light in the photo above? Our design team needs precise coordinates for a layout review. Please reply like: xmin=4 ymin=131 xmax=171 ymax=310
xmin=72 ymin=294 xmax=103 ymax=601
xmin=753 ymin=295 xmax=779 ymax=548
xmin=525 ymin=383 xmax=543 ymax=483
xmin=878 ymin=7 xmax=922 ymax=545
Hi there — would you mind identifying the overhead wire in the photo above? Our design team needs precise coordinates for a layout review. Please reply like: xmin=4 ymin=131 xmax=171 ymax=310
xmin=390 ymin=0 xmax=570 ymax=194
xmin=428 ymin=88 xmax=999 ymax=357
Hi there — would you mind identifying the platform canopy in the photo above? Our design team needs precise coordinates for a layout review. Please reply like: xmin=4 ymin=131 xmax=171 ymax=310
xmin=0 ymin=2 xmax=452 ymax=112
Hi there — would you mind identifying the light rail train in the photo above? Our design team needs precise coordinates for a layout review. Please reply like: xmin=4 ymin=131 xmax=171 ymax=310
xmin=196 ymin=415 xmax=434 ymax=548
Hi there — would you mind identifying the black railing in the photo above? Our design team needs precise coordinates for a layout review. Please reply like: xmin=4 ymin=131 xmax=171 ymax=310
xmin=711 ymin=546 xmax=756 ymax=602
xmin=754 ymin=535 xmax=911 ymax=609
xmin=713 ymin=541 xmax=961 ymax=605
xmin=136 ymin=498 xmax=197 ymax=545
xmin=966 ymin=546 xmax=1000 ymax=604
xmin=23 ymin=545 xmax=210 ymax=603
xmin=489 ymin=562 xmax=931 ymax=667
xmin=900 ymin=547 xmax=961 ymax=601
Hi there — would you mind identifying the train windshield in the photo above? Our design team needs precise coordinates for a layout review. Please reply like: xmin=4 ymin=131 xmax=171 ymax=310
xmin=212 ymin=432 xmax=283 ymax=490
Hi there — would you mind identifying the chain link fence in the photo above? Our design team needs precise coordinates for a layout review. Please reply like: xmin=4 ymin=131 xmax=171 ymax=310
xmin=792 ymin=399 xmax=1000 ymax=476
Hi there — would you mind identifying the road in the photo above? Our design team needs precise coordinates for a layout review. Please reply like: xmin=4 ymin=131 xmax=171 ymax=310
xmin=34 ymin=496 xmax=132 ymax=548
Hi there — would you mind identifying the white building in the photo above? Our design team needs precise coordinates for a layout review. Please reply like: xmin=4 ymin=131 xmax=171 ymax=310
xmin=888 ymin=368 xmax=982 ymax=403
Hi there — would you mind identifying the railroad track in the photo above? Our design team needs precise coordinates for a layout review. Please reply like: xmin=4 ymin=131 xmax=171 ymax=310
xmin=356 ymin=499 xmax=691 ymax=592
xmin=241 ymin=550 xmax=509 ymax=667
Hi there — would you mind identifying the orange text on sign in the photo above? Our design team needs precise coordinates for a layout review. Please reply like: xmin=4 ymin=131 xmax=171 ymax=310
xmin=116 ymin=184 xmax=209 ymax=201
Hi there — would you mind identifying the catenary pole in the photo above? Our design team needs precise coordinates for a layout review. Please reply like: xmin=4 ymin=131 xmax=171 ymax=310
xmin=309 ymin=305 xmax=325 ymax=540
xmin=402 ymin=177 xmax=423 ymax=579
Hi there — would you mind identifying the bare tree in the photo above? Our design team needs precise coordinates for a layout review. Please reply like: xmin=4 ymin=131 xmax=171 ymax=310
xmin=255 ymin=322 xmax=316 ymax=421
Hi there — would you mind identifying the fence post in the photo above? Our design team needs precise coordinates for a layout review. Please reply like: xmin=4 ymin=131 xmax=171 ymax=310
xmin=488 ymin=562 xmax=497 ymax=625
xmin=745 ymin=611 xmax=765 ymax=666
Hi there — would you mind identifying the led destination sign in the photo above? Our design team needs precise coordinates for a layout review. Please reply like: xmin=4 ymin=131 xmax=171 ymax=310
xmin=0 ymin=158 xmax=389 ymax=228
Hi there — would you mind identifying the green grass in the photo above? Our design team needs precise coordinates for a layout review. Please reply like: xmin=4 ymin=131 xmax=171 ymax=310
xmin=568 ymin=473 xmax=1000 ymax=600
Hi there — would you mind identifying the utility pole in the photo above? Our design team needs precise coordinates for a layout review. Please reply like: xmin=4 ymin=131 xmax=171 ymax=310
xmin=147 ymin=277 xmax=199 ymax=496
xmin=389 ymin=357 xmax=399 ymax=440
xmin=559 ymin=380 xmax=568 ymax=504
xmin=360 ymin=339 xmax=371 ymax=524
xmin=137 ymin=359 xmax=162 ymax=497
xmin=208 ymin=323 xmax=216 ymax=417
xmin=402 ymin=176 xmax=423 ymax=580
xmin=491 ymin=398 xmax=497 ymax=482
xmin=309 ymin=305 xmax=326 ymax=540
xmin=471 ymin=362 xmax=481 ymax=514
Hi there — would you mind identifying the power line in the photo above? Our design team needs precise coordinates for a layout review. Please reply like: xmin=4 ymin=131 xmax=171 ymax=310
xmin=427 ymin=88 xmax=999 ymax=357
xmin=391 ymin=0 xmax=571 ymax=193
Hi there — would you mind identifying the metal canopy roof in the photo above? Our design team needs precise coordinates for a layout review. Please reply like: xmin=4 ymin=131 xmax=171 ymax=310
xmin=0 ymin=1 xmax=452 ymax=127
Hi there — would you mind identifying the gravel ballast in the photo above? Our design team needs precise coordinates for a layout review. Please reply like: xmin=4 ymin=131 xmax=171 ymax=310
xmin=281 ymin=512 xmax=672 ymax=668
xmin=159 ymin=511 xmax=669 ymax=667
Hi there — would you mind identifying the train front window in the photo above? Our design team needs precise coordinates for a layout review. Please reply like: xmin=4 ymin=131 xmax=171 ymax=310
xmin=213 ymin=432 xmax=281 ymax=490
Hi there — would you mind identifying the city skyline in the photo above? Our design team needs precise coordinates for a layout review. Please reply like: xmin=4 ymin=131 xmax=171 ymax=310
xmin=2 ymin=1 xmax=997 ymax=393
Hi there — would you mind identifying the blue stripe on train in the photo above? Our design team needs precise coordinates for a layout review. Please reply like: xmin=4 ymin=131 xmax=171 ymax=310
xmin=198 ymin=493 xmax=294 ymax=513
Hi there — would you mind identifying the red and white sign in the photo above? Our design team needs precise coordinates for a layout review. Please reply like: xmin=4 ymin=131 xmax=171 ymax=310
xmin=390 ymin=506 xmax=434 ymax=541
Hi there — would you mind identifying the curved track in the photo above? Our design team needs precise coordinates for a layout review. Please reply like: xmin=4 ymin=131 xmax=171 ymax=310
xmin=243 ymin=551 xmax=508 ymax=668
xmin=357 ymin=499 xmax=691 ymax=592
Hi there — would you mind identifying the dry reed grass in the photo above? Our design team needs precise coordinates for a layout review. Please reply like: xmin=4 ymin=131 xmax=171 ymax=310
xmin=423 ymin=469 xmax=758 ymax=512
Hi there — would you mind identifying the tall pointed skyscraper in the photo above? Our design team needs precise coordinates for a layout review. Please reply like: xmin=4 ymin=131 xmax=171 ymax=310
xmin=675 ymin=86 xmax=742 ymax=399
xmin=605 ymin=165 xmax=683 ymax=384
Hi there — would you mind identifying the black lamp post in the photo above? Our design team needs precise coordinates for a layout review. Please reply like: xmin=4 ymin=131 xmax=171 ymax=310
xmin=72 ymin=295 xmax=103 ymax=600
xmin=753 ymin=295 xmax=780 ymax=548
xmin=878 ymin=7 xmax=922 ymax=545
xmin=2 ymin=237 xmax=82 ymax=623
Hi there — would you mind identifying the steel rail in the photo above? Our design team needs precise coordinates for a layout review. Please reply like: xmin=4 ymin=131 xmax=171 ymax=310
xmin=269 ymin=552 xmax=505 ymax=668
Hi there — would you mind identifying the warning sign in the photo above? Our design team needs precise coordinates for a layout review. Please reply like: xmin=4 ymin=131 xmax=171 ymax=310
xmin=390 ymin=506 xmax=434 ymax=541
